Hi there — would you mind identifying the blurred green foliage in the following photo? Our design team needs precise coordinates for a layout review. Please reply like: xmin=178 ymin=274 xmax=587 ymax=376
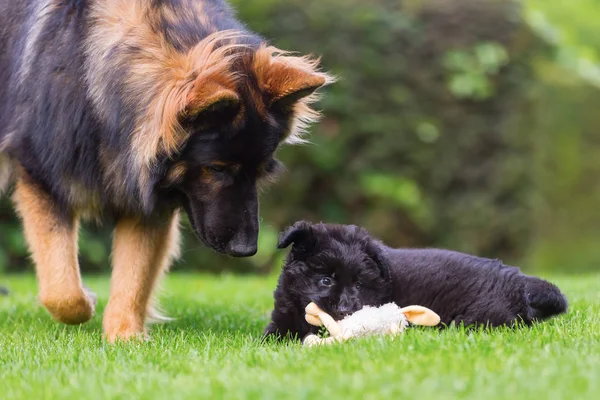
xmin=1 ymin=0 xmax=599 ymax=274
xmin=443 ymin=41 xmax=509 ymax=100
xmin=523 ymin=0 xmax=600 ymax=272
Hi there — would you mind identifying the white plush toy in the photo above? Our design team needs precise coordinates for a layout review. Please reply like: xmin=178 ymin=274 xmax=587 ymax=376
xmin=303 ymin=302 xmax=440 ymax=346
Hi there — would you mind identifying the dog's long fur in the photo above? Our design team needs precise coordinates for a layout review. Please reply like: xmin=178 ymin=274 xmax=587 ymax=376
xmin=0 ymin=0 xmax=333 ymax=341
xmin=265 ymin=222 xmax=568 ymax=340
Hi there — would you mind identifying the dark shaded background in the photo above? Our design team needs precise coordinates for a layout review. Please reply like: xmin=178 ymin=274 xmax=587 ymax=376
xmin=1 ymin=0 xmax=599 ymax=274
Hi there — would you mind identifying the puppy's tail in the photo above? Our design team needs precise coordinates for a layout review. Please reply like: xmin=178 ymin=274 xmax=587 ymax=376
xmin=525 ymin=277 xmax=568 ymax=320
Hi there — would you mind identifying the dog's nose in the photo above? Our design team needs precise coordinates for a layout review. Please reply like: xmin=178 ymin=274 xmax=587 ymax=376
xmin=225 ymin=217 xmax=258 ymax=257
xmin=226 ymin=242 xmax=258 ymax=257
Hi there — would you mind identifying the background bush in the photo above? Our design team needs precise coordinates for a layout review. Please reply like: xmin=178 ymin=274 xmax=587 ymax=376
xmin=1 ymin=0 xmax=598 ymax=274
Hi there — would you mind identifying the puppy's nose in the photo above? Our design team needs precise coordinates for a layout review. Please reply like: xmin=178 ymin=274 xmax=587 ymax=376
xmin=337 ymin=305 xmax=355 ymax=318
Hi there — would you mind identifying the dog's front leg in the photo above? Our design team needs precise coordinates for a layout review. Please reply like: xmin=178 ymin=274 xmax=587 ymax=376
xmin=13 ymin=177 xmax=96 ymax=324
xmin=103 ymin=212 xmax=180 ymax=342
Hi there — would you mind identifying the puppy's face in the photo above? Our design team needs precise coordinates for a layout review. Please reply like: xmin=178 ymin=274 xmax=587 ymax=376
xmin=277 ymin=222 xmax=393 ymax=320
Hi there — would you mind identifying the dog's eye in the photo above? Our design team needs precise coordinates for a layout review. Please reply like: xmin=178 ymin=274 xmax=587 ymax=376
xmin=207 ymin=165 xmax=227 ymax=173
xmin=355 ymin=282 xmax=362 ymax=290
xmin=264 ymin=159 xmax=284 ymax=175
xmin=320 ymin=277 xmax=333 ymax=286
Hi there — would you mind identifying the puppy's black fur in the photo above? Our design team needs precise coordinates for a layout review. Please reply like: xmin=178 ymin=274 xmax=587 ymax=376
xmin=265 ymin=221 xmax=568 ymax=340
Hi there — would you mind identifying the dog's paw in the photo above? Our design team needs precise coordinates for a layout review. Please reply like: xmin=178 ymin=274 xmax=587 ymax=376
xmin=40 ymin=288 xmax=96 ymax=325
xmin=83 ymin=285 xmax=98 ymax=308
xmin=103 ymin=328 xmax=148 ymax=344
xmin=103 ymin=305 xmax=147 ymax=344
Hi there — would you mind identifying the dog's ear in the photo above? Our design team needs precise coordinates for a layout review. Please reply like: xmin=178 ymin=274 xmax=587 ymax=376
xmin=365 ymin=239 xmax=390 ymax=280
xmin=181 ymin=80 xmax=241 ymax=128
xmin=252 ymin=46 xmax=334 ymax=111
xmin=268 ymin=68 xmax=326 ymax=111
xmin=277 ymin=221 xmax=316 ymax=250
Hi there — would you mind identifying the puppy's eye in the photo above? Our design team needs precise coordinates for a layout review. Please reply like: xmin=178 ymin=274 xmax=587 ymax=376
xmin=355 ymin=282 xmax=362 ymax=290
xmin=320 ymin=277 xmax=333 ymax=286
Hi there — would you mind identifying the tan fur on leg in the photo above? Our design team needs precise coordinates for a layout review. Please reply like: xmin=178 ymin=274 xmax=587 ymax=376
xmin=13 ymin=177 xmax=95 ymax=324
xmin=148 ymin=212 xmax=181 ymax=323
xmin=103 ymin=212 xmax=180 ymax=342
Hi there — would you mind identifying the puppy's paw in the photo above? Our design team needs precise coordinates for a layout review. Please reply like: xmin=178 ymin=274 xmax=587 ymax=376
xmin=40 ymin=288 xmax=96 ymax=325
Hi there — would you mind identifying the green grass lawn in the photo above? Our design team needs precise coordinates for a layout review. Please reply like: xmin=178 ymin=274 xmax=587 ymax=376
xmin=0 ymin=273 xmax=599 ymax=400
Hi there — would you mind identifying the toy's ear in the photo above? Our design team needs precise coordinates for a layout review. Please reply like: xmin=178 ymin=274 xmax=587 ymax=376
xmin=304 ymin=302 xmax=341 ymax=336
xmin=305 ymin=314 xmax=322 ymax=327
xmin=277 ymin=221 xmax=316 ymax=249
xmin=303 ymin=334 xmax=323 ymax=347
xmin=305 ymin=302 xmax=323 ymax=316
xmin=401 ymin=306 xmax=441 ymax=326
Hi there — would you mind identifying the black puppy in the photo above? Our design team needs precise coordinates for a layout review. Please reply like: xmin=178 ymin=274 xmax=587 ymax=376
xmin=264 ymin=221 xmax=568 ymax=340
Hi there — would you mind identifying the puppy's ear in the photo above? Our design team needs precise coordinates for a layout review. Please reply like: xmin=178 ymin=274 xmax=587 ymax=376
xmin=365 ymin=239 xmax=390 ymax=280
xmin=277 ymin=221 xmax=316 ymax=250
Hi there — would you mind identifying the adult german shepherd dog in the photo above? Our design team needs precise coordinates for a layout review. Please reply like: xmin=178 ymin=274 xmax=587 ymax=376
xmin=0 ymin=0 xmax=333 ymax=341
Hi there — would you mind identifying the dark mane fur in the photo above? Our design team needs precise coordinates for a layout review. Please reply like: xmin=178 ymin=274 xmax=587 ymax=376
xmin=0 ymin=0 xmax=332 ymax=221
xmin=0 ymin=0 xmax=254 ymax=217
